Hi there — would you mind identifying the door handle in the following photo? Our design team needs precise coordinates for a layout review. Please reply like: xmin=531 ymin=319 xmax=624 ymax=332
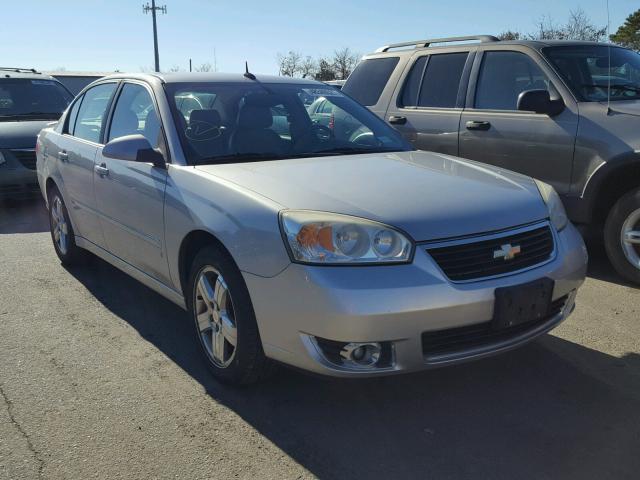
xmin=388 ymin=115 xmax=407 ymax=125
xmin=58 ymin=151 xmax=68 ymax=162
xmin=94 ymin=163 xmax=109 ymax=177
xmin=465 ymin=120 xmax=491 ymax=131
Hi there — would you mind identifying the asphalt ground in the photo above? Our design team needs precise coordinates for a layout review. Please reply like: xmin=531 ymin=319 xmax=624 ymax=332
xmin=0 ymin=198 xmax=639 ymax=479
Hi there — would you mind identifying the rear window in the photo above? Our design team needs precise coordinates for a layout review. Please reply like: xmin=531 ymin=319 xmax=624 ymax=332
xmin=342 ymin=57 xmax=399 ymax=106
xmin=400 ymin=53 xmax=468 ymax=108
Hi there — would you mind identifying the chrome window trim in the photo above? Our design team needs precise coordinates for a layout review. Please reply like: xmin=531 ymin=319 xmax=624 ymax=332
xmin=422 ymin=220 xmax=558 ymax=284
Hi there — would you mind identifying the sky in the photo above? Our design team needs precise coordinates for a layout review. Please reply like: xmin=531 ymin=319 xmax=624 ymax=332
xmin=1 ymin=0 xmax=637 ymax=75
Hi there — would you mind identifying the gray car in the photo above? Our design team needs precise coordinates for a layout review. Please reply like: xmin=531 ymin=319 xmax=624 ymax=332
xmin=0 ymin=68 xmax=72 ymax=199
xmin=343 ymin=36 xmax=640 ymax=284
xmin=36 ymin=73 xmax=586 ymax=384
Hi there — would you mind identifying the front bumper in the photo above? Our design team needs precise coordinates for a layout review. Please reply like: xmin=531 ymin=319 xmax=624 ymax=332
xmin=0 ymin=149 xmax=39 ymax=199
xmin=244 ymin=222 xmax=587 ymax=377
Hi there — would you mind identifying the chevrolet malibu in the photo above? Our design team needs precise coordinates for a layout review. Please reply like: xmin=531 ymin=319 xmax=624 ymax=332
xmin=36 ymin=73 xmax=587 ymax=384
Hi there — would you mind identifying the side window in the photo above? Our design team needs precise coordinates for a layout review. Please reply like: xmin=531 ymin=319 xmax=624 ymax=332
xmin=108 ymin=83 xmax=161 ymax=147
xmin=74 ymin=83 xmax=117 ymax=143
xmin=64 ymin=96 xmax=83 ymax=135
xmin=400 ymin=56 xmax=428 ymax=107
xmin=342 ymin=57 xmax=400 ymax=106
xmin=269 ymin=104 xmax=291 ymax=139
xmin=419 ymin=53 xmax=468 ymax=108
xmin=475 ymin=51 xmax=550 ymax=110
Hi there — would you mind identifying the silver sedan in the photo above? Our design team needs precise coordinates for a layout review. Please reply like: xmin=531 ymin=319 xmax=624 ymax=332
xmin=36 ymin=73 xmax=587 ymax=384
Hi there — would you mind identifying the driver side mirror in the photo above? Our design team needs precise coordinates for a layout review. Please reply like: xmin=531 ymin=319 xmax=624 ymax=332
xmin=102 ymin=134 xmax=166 ymax=169
xmin=517 ymin=89 xmax=565 ymax=116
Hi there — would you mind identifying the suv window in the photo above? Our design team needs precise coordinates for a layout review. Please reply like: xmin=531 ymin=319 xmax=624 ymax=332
xmin=74 ymin=83 xmax=117 ymax=143
xmin=108 ymin=83 xmax=161 ymax=147
xmin=475 ymin=51 xmax=549 ymax=110
xmin=342 ymin=57 xmax=399 ymax=106
xmin=401 ymin=53 xmax=468 ymax=108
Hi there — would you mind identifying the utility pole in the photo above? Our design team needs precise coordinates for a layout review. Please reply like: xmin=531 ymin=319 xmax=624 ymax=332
xmin=142 ymin=1 xmax=167 ymax=72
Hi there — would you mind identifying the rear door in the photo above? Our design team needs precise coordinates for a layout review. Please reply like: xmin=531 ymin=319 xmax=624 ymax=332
xmin=56 ymin=82 xmax=118 ymax=246
xmin=459 ymin=48 xmax=578 ymax=193
xmin=385 ymin=50 xmax=473 ymax=156
xmin=93 ymin=81 xmax=170 ymax=284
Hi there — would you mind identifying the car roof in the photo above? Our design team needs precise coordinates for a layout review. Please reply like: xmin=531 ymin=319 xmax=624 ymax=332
xmin=368 ymin=38 xmax=616 ymax=56
xmin=0 ymin=68 xmax=59 ymax=81
xmin=97 ymin=72 xmax=323 ymax=85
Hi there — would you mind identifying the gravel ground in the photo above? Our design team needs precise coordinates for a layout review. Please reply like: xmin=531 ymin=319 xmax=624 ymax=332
xmin=0 ymin=198 xmax=639 ymax=480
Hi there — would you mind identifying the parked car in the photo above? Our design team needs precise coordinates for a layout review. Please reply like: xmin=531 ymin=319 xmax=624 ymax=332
xmin=307 ymin=95 xmax=370 ymax=142
xmin=0 ymin=68 xmax=73 ymax=199
xmin=323 ymin=79 xmax=346 ymax=89
xmin=36 ymin=73 xmax=586 ymax=384
xmin=343 ymin=35 xmax=640 ymax=284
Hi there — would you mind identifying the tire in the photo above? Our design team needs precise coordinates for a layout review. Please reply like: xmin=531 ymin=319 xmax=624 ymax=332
xmin=186 ymin=244 xmax=273 ymax=385
xmin=48 ymin=186 xmax=85 ymax=265
xmin=604 ymin=187 xmax=640 ymax=285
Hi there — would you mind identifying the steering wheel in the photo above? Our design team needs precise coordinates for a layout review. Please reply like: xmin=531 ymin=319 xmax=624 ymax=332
xmin=310 ymin=124 xmax=333 ymax=142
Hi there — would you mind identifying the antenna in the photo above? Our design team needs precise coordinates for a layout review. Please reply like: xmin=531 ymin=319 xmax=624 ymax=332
xmin=606 ymin=0 xmax=611 ymax=113
xmin=244 ymin=61 xmax=256 ymax=80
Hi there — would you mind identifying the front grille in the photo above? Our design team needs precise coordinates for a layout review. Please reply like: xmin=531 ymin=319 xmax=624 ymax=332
xmin=422 ymin=295 xmax=568 ymax=358
xmin=426 ymin=224 xmax=554 ymax=281
xmin=11 ymin=149 xmax=37 ymax=170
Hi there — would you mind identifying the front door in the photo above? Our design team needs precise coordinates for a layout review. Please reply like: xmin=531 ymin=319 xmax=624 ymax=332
xmin=385 ymin=51 xmax=472 ymax=156
xmin=93 ymin=82 xmax=170 ymax=284
xmin=459 ymin=49 xmax=578 ymax=194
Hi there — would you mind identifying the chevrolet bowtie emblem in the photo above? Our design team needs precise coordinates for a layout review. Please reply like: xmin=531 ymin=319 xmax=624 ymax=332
xmin=493 ymin=243 xmax=521 ymax=261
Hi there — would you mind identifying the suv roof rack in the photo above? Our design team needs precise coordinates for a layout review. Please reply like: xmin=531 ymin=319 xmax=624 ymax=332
xmin=375 ymin=35 xmax=499 ymax=53
xmin=0 ymin=67 xmax=40 ymax=74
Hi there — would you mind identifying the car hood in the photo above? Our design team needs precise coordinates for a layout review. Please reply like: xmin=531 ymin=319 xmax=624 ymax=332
xmin=195 ymin=150 xmax=549 ymax=242
xmin=0 ymin=120 xmax=52 ymax=149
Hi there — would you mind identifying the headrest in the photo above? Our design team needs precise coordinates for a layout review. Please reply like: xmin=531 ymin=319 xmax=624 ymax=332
xmin=110 ymin=109 xmax=139 ymax=140
xmin=237 ymin=105 xmax=273 ymax=129
xmin=189 ymin=109 xmax=221 ymax=127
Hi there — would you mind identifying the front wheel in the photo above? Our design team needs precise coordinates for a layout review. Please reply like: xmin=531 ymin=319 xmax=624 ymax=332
xmin=604 ymin=187 xmax=640 ymax=284
xmin=186 ymin=245 xmax=272 ymax=385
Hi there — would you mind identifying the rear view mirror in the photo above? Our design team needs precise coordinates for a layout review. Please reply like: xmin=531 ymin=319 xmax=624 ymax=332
xmin=102 ymin=134 xmax=165 ymax=168
xmin=517 ymin=89 xmax=565 ymax=116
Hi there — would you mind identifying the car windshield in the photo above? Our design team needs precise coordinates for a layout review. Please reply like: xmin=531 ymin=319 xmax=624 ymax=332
xmin=0 ymin=78 xmax=73 ymax=119
xmin=543 ymin=45 xmax=640 ymax=102
xmin=164 ymin=82 xmax=412 ymax=165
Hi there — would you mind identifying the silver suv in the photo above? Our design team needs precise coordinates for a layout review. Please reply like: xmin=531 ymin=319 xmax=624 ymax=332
xmin=37 ymin=73 xmax=586 ymax=384
xmin=343 ymin=35 xmax=640 ymax=284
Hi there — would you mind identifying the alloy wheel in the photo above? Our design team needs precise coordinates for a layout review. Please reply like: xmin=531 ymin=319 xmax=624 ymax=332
xmin=194 ymin=266 xmax=238 ymax=368
xmin=621 ymin=208 xmax=640 ymax=271
xmin=51 ymin=196 xmax=69 ymax=255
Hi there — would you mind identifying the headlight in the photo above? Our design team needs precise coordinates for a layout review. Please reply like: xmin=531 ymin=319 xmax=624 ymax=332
xmin=280 ymin=210 xmax=413 ymax=264
xmin=0 ymin=151 xmax=6 ymax=166
xmin=535 ymin=180 xmax=568 ymax=231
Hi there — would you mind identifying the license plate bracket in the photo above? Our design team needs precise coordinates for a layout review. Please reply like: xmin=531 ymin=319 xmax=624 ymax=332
xmin=493 ymin=278 xmax=554 ymax=330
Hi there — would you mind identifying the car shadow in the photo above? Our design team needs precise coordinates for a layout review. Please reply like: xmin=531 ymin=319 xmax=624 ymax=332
xmin=585 ymin=238 xmax=638 ymax=288
xmin=0 ymin=197 xmax=49 ymax=234
xmin=63 ymin=257 xmax=640 ymax=480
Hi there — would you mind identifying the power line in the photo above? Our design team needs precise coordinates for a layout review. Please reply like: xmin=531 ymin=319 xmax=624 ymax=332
xmin=142 ymin=1 xmax=167 ymax=72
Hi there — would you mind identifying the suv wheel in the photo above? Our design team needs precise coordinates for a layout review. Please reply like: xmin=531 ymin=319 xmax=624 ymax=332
xmin=48 ymin=187 xmax=85 ymax=265
xmin=604 ymin=188 xmax=640 ymax=284
xmin=186 ymin=245 xmax=273 ymax=385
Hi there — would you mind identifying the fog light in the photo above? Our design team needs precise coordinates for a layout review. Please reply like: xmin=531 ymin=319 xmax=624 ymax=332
xmin=340 ymin=342 xmax=381 ymax=367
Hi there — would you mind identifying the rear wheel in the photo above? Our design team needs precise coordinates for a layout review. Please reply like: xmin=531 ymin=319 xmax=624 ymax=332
xmin=48 ymin=186 xmax=85 ymax=265
xmin=186 ymin=245 xmax=272 ymax=385
xmin=604 ymin=187 xmax=640 ymax=284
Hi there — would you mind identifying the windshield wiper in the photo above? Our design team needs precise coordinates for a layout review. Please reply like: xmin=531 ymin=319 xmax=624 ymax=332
xmin=0 ymin=112 xmax=61 ymax=118
xmin=311 ymin=146 xmax=400 ymax=155
xmin=196 ymin=152 xmax=288 ymax=164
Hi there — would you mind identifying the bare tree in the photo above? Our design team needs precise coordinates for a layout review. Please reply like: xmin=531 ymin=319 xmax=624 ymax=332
xmin=531 ymin=8 xmax=606 ymax=41
xmin=168 ymin=64 xmax=182 ymax=72
xmin=332 ymin=47 xmax=360 ymax=80
xmin=276 ymin=51 xmax=302 ymax=77
xmin=195 ymin=62 xmax=213 ymax=72
xmin=497 ymin=30 xmax=521 ymax=41
xmin=300 ymin=56 xmax=317 ymax=78
xmin=315 ymin=58 xmax=337 ymax=81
